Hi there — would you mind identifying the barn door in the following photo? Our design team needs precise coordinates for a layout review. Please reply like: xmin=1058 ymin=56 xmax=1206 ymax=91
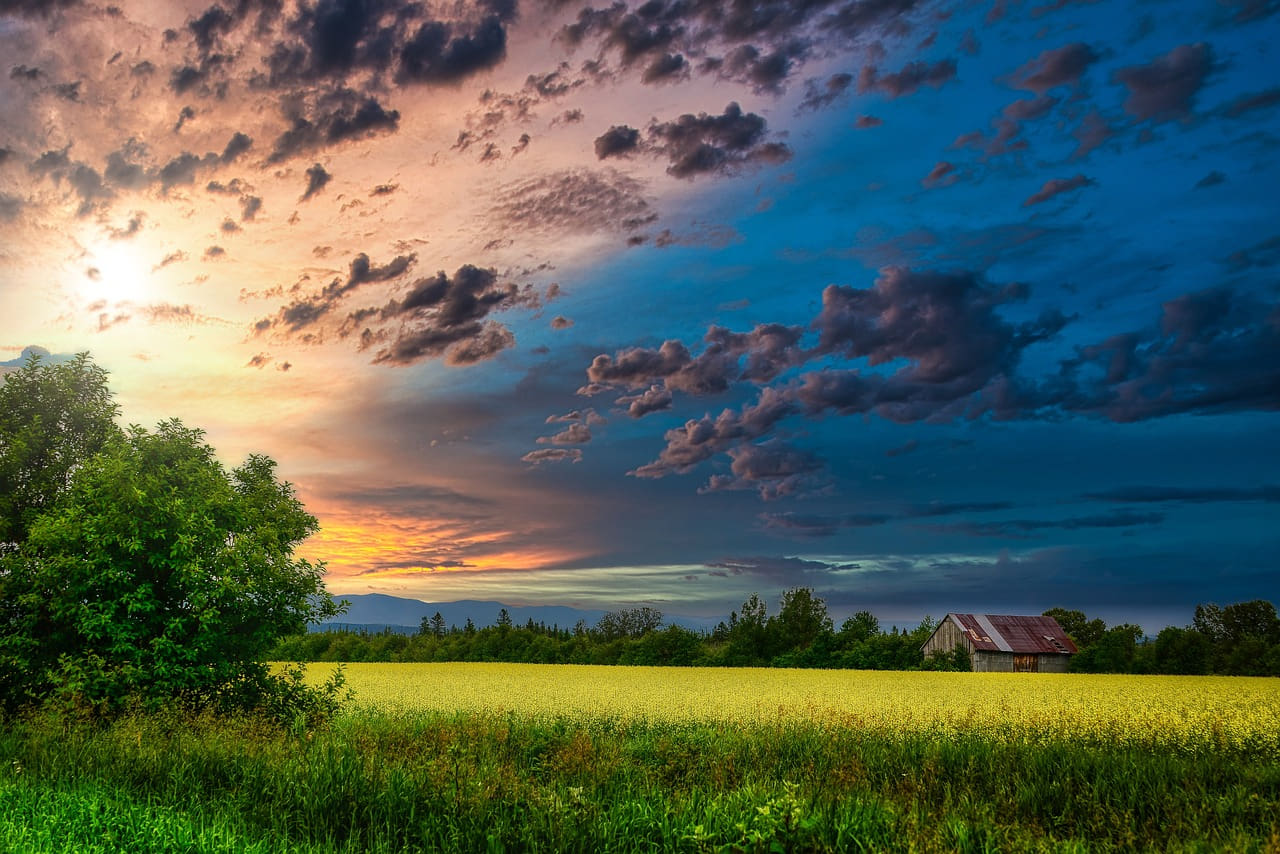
xmin=1013 ymin=654 xmax=1038 ymax=672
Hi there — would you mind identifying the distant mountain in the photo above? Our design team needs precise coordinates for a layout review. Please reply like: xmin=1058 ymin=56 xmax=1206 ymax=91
xmin=316 ymin=593 xmax=715 ymax=634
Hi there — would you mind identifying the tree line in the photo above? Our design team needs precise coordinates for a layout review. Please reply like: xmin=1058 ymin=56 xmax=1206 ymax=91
xmin=272 ymin=592 xmax=1280 ymax=675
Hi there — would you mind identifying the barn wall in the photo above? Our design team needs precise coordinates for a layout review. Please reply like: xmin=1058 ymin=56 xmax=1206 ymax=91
xmin=974 ymin=652 xmax=1073 ymax=672
xmin=921 ymin=617 xmax=970 ymax=659
xmin=1037 ymin=654 xmax=1071 ymax=673
xmin=973 ymin=650 xmax=1014 ymax=672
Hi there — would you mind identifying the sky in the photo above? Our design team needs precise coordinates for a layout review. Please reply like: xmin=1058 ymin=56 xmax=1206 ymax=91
xmin=0 ymin=0 xmax=1276 ymax=631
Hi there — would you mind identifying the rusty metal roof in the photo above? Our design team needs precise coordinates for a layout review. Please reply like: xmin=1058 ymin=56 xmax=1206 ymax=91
xmin=947 ymin=613 xmax=1078 ymax=655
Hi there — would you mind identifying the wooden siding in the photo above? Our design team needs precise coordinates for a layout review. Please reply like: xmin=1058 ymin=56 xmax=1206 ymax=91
xmin=972 ymin=650 xmax=1072 ymax=673
xmin=921 ymin=615 xmax=971 ymax=659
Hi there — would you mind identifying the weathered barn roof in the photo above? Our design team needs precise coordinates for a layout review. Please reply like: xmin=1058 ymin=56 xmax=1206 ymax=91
xmin=947 ymin=613 xmax=1078 ymax=655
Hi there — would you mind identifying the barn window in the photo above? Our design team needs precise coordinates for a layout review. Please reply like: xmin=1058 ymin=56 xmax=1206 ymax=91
xmin=1044 ymin=635 xmax=1068 ymax=653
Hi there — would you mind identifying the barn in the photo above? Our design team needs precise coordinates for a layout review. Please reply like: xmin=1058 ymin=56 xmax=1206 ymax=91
xmin=921 ymin=613 xmax=1077 ymax=672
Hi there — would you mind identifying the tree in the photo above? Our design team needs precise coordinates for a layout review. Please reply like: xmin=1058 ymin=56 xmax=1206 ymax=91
xmin=430 ymin=612 xmax=446 ymax=638
xmin=838 ymin=611 xmax=880 ymax=646
xmin=596 ymin=606 xmax=664 ymax=640
xmin=0 ymin=352 xmax=121 ymax=550
xmin=0 ymin=416 xmax=342 ymax=716
xmin=497 ymin=608 xmax=512 ymax=629
xmin=771 ymin=587 xmax=833 ymax=656
xmin=1043 ymin=607 xmax=1106 ymax=648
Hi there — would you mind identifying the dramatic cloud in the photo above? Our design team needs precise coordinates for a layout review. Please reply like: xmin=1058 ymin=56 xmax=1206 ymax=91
xmin=1009 ymin=42 xmax=1098 ymax=92
xmin=798 ymin=73 xmax=854 ymax=112
xmin=268 ymin=91 xmax=400 ymax=163
xmin=1113 ymin=43 xmax=1213 ymax=122
xmin=593 ymin=125 xmax=641 ymax=159
xmin=858 ymin=59 xmax=957 ymax=98
xmin=360 ymin=264 xmax=543 ymax=366
xmin=300 ymin=163 xmax=331 ymax=201
xmin=491 ymin=169 xmax=655 ymax=234
xmin=642 ymin=102 xmax=792 ymax=178
xmin=259 ymin=251 xmax=417 ymax=333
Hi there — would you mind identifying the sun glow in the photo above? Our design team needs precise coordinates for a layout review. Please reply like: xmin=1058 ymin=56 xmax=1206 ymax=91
xmin=80 ymin=240 xmax=151 ymax=305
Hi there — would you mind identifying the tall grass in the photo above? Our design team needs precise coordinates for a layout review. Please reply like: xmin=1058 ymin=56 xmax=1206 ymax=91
xmin=2 ymin=709 xmax=1277 ymax=852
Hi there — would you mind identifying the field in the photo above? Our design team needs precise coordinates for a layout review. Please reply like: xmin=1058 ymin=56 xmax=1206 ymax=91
xmin=1 ymin=664 xmax=1278 ymax=852
xmin=313 ymin=662 xmax=1280 ymax=756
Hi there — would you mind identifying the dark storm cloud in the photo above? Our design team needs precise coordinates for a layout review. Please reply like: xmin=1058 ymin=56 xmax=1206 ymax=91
xmin=267 ymin=90 xmax=400 ymax=162
xmin=1009 ymin=42 xmax=1098 ymax=93
xmin=260 ymin=251 xmax=417 ymax=333
xmin=1112 ymin=43 xmax=1213 ymax=123
xmin=645 ymin=102 xmax=791 ymax=178
xmin=1084 ymin=485 xmax=1280 ymax=504
xmin=221 ymin=131 xmax=253 ymax=162
xmin=351 ymin=264 xmax=545 ymax=367
xmin=641 ymin=52 xmax=688 ymax=84
xmin=585 ymin=322 xmax=805 ymax=397
xmin=255 ymin=0 xmax=512 ymax=90
xmin=710 ymin=44 xmax=801 ymax=94
xmin=560 ymin=0 xmax=925 ymax=94
xmin=857 ymin=58 xmax=956 ymax=99
xmin=798 ymin=72 xmax=853 ymax=112
xmin=491 ymin=168 xmax=655 ymax=234
xmin=1023 ymin=174 xmax=1093 ymax=207
xmin=629 ymin=386 xmax=795 ymax=477
xmin=701 ymin=439 xmax=828 ymax=500
xmin=300 ymin=162 xmax=331 ymax=200
xmin=594 ymin=125 xmax=641 ymax=159
xmin=396 ymin=16 xmax=509 ymax=84
xmin=924 ymin=510 xmax=1165 ymax=539
xmin=1059 ymin=286 xmax=1280 ymax=421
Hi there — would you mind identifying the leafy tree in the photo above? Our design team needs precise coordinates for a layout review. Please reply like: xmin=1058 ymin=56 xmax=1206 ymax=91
xmin=0 ymin=415 xmax=342 ymax=716
xmin=1043 ymin=607 xmax=1106 ymax=648
xmin=431 ymin=612 xmax=446 ymax=638
xmin=0 ymin=352 xmax=121 ymax=549
xmin=727 ymin=593 xmax=771 ymax=664
xmin=771 ymin=587 xmax=832 ymax=656
xmin=1147 ymin=626 xmax=1214 ymax=675
xmin=496 ymin=608 xmax=512 ymax=629
xmin=596 ymin=606 xmax=664 ymax=640
xmin=837 ymin=611 xmax=880 ymax=646
xmin=1070 ymin=624 xmax=1144 ymax=673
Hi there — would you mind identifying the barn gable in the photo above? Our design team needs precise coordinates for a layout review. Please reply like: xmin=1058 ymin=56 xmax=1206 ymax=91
xmin=922 ymin=613 xmax=1077 ymax=672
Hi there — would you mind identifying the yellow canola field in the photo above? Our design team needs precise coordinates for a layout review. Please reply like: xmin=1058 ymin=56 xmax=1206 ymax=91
xmin=304 ymin=662 xmax=1280 ymax=757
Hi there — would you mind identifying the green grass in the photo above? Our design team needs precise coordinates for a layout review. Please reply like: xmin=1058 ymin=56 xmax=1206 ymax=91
xmin=1 ymin=709 xmax=1277 ymax=852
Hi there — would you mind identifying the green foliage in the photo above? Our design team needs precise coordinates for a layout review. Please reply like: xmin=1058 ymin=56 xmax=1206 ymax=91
xmin=2 ymin=709 xmax=1277 ymax=852
xmin=0 ymin=352 xmax=122 ymax=548
xmin=1042 ymin=607 xmax=1107 ymax=649
xmin=0 ymin=356 xmax=343 ymax=720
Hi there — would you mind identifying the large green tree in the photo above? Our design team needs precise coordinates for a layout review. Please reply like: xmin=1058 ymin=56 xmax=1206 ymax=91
xmin=0 ymin=356 xmax=342 ymax=715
